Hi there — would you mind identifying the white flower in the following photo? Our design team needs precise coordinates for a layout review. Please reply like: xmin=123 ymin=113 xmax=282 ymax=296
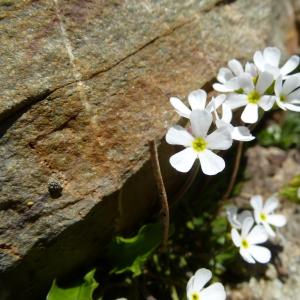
xmin=274 ymin=75 xmax=300 ymax=112
xmin=254 ymin=47 xmax=299 ymax=80
xmin=250 ymin=195 xmax=287 ymax=237
xmin=170 ymin=89 xmax=226 ymax=118
xmin=231 ymin=217 xmax=271 ymax=264
xmin=214 ymin=103 xmax=255 ymax=141
xmin=166 ymin=110 xmax=232 ymax=175
xmin=225 ymin=72 xmax=276 ymax=123
xmin=213 ymin=59 xmax=257 ymax=93
xmin=186 ymin=268 xmax=226 ymax=300
xmin=226 ymin=205 xmax=252 ymax=229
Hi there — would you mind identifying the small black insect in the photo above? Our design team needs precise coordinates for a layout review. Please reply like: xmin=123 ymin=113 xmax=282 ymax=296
xmin=48 ymin=181 xmax=63 ymax=198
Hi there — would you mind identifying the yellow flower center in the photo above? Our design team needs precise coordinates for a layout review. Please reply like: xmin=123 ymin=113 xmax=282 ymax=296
xmin=191 ymin=292 xmax=200 ymax=300
xmin=192 ymin=137 xmax=207 ymax=152
xmin=241 ymin=239 xmax=249 ymax=249
xmin=259 ymin=212 xmax=267 ymax=222
xmin=247 ymin=90 xmax=260 ymax=104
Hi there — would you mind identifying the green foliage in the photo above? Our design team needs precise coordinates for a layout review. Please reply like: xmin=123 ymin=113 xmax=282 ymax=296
xmin=280 ymin=174 xmax=300 ymax=204
xmin=108 ymin=223 xmax=163 ymax=277
xmin=258 ymin=111 xmax=300 ymax=149
xmin=46 ymin=269 xmax=98 ymax=300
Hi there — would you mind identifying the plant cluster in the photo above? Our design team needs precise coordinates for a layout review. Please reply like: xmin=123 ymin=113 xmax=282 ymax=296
xmin=164 ymin=46 xmax=299 ymax=299
xmin=47 ymin=47 xmax=300 ymax=300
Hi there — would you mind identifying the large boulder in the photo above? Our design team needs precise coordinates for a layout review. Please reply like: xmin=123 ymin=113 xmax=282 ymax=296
xmin=0 ymin=0 xmax=298 ymax=299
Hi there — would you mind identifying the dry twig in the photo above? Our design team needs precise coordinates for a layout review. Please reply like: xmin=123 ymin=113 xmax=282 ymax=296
xmin=149 ymin=140 xmax=169 ymax=251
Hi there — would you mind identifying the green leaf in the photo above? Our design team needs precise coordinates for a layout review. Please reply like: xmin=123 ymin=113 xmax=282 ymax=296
xmin=108 ymin=223 xmax=163 ymax=277
xmin=211 ymin=216 xmax=228 ymax=235
xmin=279 ymin=174 xmax=300 ymax=204
xmin=258 ymin=111 xmax=300 ymax=149
xmin=46 ymin=269 xmax=99 ymax=300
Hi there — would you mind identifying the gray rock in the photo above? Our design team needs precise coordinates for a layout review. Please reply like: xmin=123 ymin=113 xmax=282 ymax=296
xmin=228 ymin=146 xmax=300 ymax=300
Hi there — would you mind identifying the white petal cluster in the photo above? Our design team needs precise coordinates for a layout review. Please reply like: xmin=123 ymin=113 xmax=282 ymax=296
xmin=253 ymin=47 xmax=299 ymax=79
xmin=225 ymin=72 xmax=276 ymax=123
xmin=250 ymin=195 xmax=286 ymax=237
xmin=212 ymin=47 xmax=300 ymax=122
xmin=186 ymin=268 xmax=226 ymax=300
xmin=167 ymin=47 xmax=300 ymax=175
xmin=275 ymin=75 xmax=300 ymax=112
xmin=231 ymin=217 xmax=271 ymax=264
xmin=163 ymin=46 xmax=295 ymax=297
xmin=228 ymin=195 xmax=286 ymax=264
xmin=214 ymin=103 xmax=255 ymax=141
xmin=166 ymin=110 xmax=232 ymax=175
xmin=226 ymin=206 xmax=252 ymax=229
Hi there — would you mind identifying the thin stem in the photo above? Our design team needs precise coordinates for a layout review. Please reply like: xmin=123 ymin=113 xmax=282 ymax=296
xmin=172 ymin=163 xmax=200 ymax=208
xmin=222 ymin=141 xmax=243 ymax=201
xmin=149 ymin=140 xmax=170 ymax=251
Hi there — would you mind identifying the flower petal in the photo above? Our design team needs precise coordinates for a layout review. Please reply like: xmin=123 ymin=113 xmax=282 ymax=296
xmin=241 ymin=103 xmax=258 ymax=124
xmin=213 ymin=83 xmax=235 ymax=93
xmin=190 ymin=110 xmax=212 ymax=138
xmin=188 ymin=90 xmax=207 ymax=111
xmin=264 ymin=64 xmax=280 ymax=79
xmin=225 ymin=94 xmax=248 ymax=110
xmin=256 ymin=71 xmax=274 ymax=94
xmin=267 ymin=214 xmax=287 ymax=227
xmin=280 ymin=55 xmax=300 ymax=76
xmin=263 ymin=222 xmax=276 ymax=237
xmin=166 ymin=126 xmax=194 ymax=146
xmin=206 ymin=127 xmax=232 ymax=150
xmin=206 ymin=94 xmax=226 ymax=113
xmin=263 ymin=47 xmax=281 ymax=67
xmin=283 ymin=102 xmax=300 ymax=112
xmin=238 ymin=210 xmax=253 ymax=225
xmin=186 ymin=276 xmax=195 ymax=297
xmin=201 ymin=283 xmax=226 ymax=300
xmin=227 ymin=206 xmax=239 ymax=228
xmin=169 ymin=147 xmax=197 ymax=173
xmin=231 ymin=126 xmax=255 ymax=141
xmin=228 ymin=59 xmax=244 ymax=76
xmin=245 ymin=62 xmax=258 ymax=77
xmin=282 ymin=75 xmax=300 ymax=95
xmin=274 ymin=76 xmax=283 ymax=96
xmin=231 ymin=228 xmax=241 ymax=246
xmin=258 ymin=96 xmax=275 ymax=111
xmin=263 ymin=195 xmax=279 ymax=213
xmin=287 ymin=87 xmax=300 ymax=100
xmin=238 ymin=74 xmax=254 ymax=92
xmin=241 ymin=217 xmax=254 ymax=238
xmin=192 ymin=268 xmax=212 ymax=291
xmin=198 ymin=150 xmax=225 ymax=175
xmin=217 ymin=67 xmax=234 ymax=84
xmin=247 ymin=225 xmax=268 ymax=244
xmin=170 ymin=97 xmax=191 ymax=118
xmin=250 ymin=195 xmax=263 ymax=211
xmin=240 ymin=248 xmax=256 ymax=264
xmin=248 ymin=245 xmax=271 ymax=264
xmin=221 ymin=103 xmax=233 ymax=123
xmin=253 ymin=50 xmax=265 ymax=71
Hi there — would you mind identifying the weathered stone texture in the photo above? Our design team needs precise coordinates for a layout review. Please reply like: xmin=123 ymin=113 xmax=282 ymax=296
xmin=0 ymin=0 xmax=298 ymax=299
xmin=228 ymin=147 xmax=300 ymax=300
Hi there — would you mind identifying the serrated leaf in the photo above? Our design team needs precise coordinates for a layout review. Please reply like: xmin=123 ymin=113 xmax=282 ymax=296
xmin=46 ymin=269 xmax=99 ymax=300
xmin=108 ymin=223 xmax=163 ymax=277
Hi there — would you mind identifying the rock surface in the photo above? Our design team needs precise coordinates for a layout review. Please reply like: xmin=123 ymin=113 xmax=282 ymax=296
xmin=227 ymin=146 xmax=300 ymax=300
xmin=0 ymin=0 xmax=299 ymax=299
